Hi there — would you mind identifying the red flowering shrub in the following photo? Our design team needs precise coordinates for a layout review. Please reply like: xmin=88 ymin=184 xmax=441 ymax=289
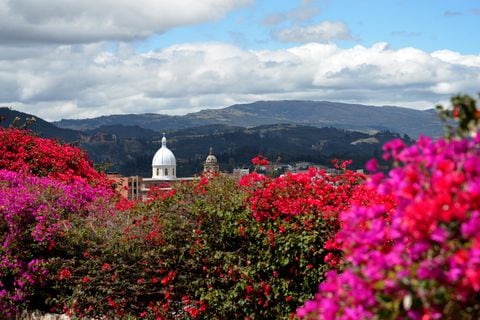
xmin=146 ymin=183 xmax=177 ymax=201
xmin=0 ymin=128 xmax=120 ymax=317
xmin=51 ymin=224 xmax=190 ymax=319
xmin=38 ymin=154 xmax=393 ymax=319
xmin=0 ymin=128 xmax=112 ymax=188
xmin=0 ymin=121 xmax=401 ymax=319
xmin=51 ymin=176 xmax=241 ymax=318
xmin=240 ymin=165 xmax=379 ymax=222
xmin=203 ymin=166 xmax=391 ymax=319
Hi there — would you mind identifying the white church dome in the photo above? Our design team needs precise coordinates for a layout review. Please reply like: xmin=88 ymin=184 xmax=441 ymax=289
xmin=152 ymin=134 xmax=176 ymax=166
xmin=151 ymin=134 xmax=177 ymax=179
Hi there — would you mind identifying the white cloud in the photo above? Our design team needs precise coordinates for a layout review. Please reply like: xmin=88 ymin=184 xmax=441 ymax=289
xmin=1 ymin=42 xmax=479 ymax=121
xmin=470 ymin=8 xmax=480 ymax=16
xmin=261 ymin=0 xmax=321 ymax=26
xmin=261 ymin=13 xmax=287 ymax=26
xmin=0 ymin=0 xmax=252 ymax=44
xmin=444 ymin=10 xmax=462 ymax=16
xmin=272 ymin=21 xmax=352 ymax=43
xmin=289 ymin=0 xmax=322 ymax=22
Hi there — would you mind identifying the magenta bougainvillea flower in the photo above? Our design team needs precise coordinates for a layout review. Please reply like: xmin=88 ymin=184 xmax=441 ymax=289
xmin=0 ymin=169 xmax=113 ymax=316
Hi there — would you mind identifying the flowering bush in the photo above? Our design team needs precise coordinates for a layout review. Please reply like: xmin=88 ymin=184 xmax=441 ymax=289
xmin=48 ymin=167 xmax=391 ymax=319
xmin=51 ymin=175 xmax=244 ymax=319
xmin=0 ymin=128 xmax=111 ymax=188
xmin=49 ymin=200 xmax=183 ymax=318
xmin=190 ymin=165 xmax=389 ymax=319
xmin=297 ymin=134 xmax=480 ymax=319
xmin=0 ymin=170 xmax=114 ymax=317
xmin=210 ymin=166 xmax=392 ymax=319
xmin=0 ymin=127 xmax=118 ymax=317
xmin=0 ymin=122 xmax=396 ymax=319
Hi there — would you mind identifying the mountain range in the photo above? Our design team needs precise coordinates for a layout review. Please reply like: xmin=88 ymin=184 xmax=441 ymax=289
xmin=54 ymin=100 xmax=444 ymax=138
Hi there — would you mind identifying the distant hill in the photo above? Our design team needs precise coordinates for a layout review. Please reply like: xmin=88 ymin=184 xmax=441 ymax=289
xmin=54 ymin=100 xmax=444 ymax=138
xmin=85 ymin=124 xmax=160 ymax=139
xmin=0 ymin=107 xmax=81 ymax=142
xmin=55 ymin=113 xmax=192 ymax=132
xmin=80 ymin=123 xmax=412 ymax=177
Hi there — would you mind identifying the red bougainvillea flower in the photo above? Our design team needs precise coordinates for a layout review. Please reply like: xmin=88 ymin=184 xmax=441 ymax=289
xmin=58 ymin=268 xmax=72 ymax=281
xmin=251 ymin=155 xmax=269 ymax=166
xmin=0 ymin=127 xmax=113 ymax=189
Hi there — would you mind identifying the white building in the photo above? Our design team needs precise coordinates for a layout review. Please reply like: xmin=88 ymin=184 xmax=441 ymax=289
xmin=114 ymin=134 xmax=223 ymax=200
xmin=139 ymin=134 xmax=197 ymax=198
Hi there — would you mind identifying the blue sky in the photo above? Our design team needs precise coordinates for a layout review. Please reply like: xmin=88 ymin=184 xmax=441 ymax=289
xmin=0 ymin=0 xmax=479 ymax=120
xmin=138 ymin=0 xmax=479 ymax=53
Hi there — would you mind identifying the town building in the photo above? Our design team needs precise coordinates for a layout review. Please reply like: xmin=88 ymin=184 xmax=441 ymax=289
xmin=107 ymin=174 xmax=142 ymax=200
xmin=232 ymin=168 xmax=250 ymax=180
xmin=140 ymin=134 xmax=197 ymax=198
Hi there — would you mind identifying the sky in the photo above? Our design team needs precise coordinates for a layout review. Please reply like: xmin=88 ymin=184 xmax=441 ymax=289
xmin=0 ymin=0 xmax=479 ymax=121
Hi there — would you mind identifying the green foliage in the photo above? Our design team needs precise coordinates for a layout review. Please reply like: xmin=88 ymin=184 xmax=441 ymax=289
xmin=197 ymin=214 xmax=337 ymax=319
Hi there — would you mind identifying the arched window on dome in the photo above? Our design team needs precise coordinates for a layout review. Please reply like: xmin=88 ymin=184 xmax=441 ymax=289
xmin=156 ymin=168 xmax=159 ymax=176
xmin=173 ymin=168 xmax=175 ymax=176
xmin=165 ymin=168 xmax=168 ymax=176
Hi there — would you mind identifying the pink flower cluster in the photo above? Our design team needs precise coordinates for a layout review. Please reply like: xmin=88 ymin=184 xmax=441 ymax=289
xmin=0 ymin=169 xmax=113 ymax=316
xmin=297 ymin=136 xmax=480 ymax=319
